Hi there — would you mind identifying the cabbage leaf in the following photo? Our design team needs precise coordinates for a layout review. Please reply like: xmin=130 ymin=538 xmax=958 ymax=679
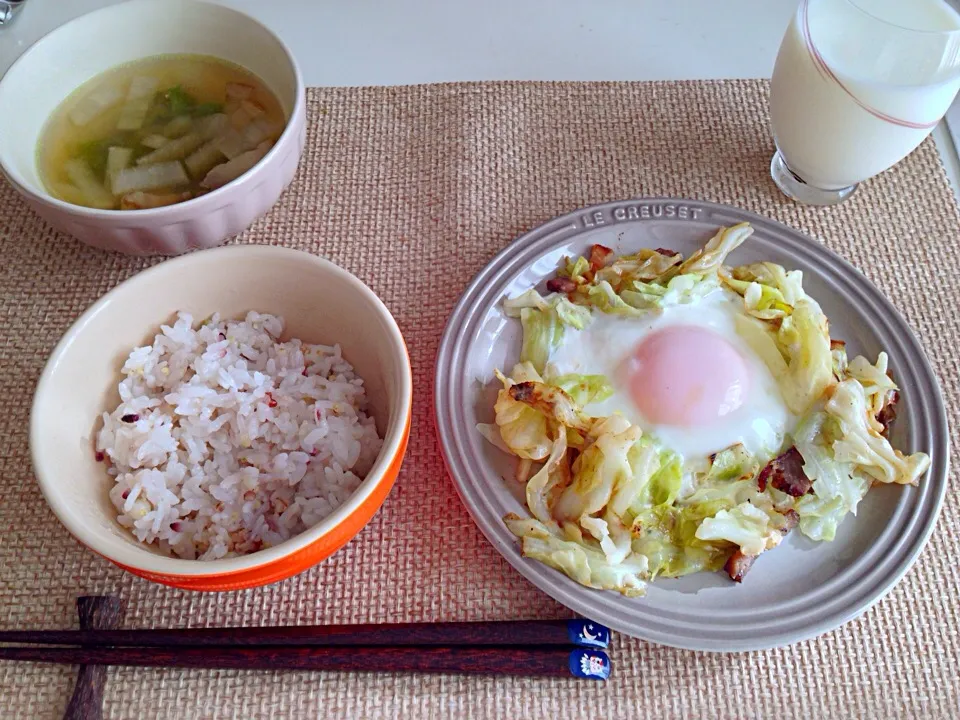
xmin=847 ymin=352 xmax=897 ymax=420
xmin=524 ymin=431 xmax=570 ymax=528
xmin=585 ymin=281 xmax=650 ymax=317
xmin=519 ymin=307 xmax=562 ymax=373
xmin=791 ymin=411 xmax=869 ymax=542
xmin=548 ymin=373 xmax=614 ymax=406
xmin=674 ymin=222 xmax=753 ymax=276
xmin=776 ymin=299 xmax=835 ymax=415
xmin=631 ymin=501 xmax=733 ymax=578
xmin=554 ymin=423 xmax=643 ymax=520
xmin=505 ymin=515 xmax=649 ymax=596
xmin=826 ymin=379 xmax=930 ymax=485
xmin=695 ymin=501 xmax=787 ymax=556
xmin=593 ymin=248 xmax=682 ymax=288
xmin=490 ymin=367 xmax=552 ymax=460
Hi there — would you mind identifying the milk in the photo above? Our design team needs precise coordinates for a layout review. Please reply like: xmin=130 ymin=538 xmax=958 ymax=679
xmin=770 ymin=0 xmax=960 ymax=190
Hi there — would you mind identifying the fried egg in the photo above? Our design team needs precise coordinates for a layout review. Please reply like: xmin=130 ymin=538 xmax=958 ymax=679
xmin=548 ymin=288 xmax=797 ymax=474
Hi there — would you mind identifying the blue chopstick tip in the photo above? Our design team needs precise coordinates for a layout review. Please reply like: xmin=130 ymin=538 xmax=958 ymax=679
xmin=569 ymin=649 xmax=610 ymax=680
xmin=566 ymin=619 xmax=610 ymax=648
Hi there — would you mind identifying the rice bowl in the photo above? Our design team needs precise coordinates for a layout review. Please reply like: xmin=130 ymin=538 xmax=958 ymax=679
xmin=0 ymin=0 xmax=306 ymax=255
xmin=31 ymin=244 xmax=411 ymax=591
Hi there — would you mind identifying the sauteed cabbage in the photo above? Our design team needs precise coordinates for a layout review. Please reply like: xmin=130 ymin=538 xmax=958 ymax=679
xmin=480 ymin=224 xmax=931 ymax=596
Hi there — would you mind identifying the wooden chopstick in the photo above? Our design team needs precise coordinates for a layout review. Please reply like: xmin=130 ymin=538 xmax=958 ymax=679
xmin=64 ymin=596 xmax=122 ymax=720
xmin=0 ymin=644 xmax=611 ymax=679
xmin=0 ymin=619 xmax=611 ymax=649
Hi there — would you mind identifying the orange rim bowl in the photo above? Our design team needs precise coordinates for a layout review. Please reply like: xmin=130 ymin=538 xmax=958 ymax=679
xmin=31 ymin=244 xmax=413 ymax=590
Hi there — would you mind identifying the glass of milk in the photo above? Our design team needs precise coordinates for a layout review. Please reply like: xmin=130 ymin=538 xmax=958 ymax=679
xmin=769 ymin=0 xmax=960 ymax=205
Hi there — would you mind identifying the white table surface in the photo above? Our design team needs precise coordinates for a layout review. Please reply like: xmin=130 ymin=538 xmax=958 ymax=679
xmin=2 ymin=0 xmax=958 ymax=192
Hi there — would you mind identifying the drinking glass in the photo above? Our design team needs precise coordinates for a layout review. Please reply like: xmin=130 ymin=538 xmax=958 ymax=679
xmin=769 ymin=0 xmax=960 ymax=205
xmin=0 ymin=0 xmax=26 ymax=26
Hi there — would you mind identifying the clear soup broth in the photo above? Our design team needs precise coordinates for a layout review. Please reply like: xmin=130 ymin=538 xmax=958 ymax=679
xmin=38 ymin=54 xmax=286 ymax=211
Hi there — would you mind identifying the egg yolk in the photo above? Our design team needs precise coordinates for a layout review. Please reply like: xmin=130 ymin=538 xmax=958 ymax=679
xmin=626 ymin=325 xmax=751 ymax=427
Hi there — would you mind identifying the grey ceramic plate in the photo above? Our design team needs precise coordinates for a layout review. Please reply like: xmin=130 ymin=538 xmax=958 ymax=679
xmin=434 ymin=199 xmax=948 ymax=652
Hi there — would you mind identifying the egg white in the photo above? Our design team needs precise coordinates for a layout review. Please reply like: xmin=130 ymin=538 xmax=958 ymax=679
xmin=548 ymin=288 xmax=797 ymax=478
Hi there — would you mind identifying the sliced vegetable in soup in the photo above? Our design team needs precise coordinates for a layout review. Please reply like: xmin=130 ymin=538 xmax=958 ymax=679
xmin=37 ymin=54 xmax=286 ymax=211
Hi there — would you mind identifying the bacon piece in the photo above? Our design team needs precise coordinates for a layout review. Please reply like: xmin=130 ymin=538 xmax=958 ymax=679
xmin=654 ymin=247 xmax=681 ymax=257
xmin=588 ymin=244 xmax=614 ymax=272
xmin=724 ymin=551 xmax=756 ymax=583
xmin=877 ymin=389 xmax=899 ymax=438
xmin=724 ymin=510 xmax=800 ymax=583
xmin=757 ymin=447 xmax=812 ymax=497
xmin=546 ymin=277 xmax=578 ymax=294
xmin=779 ymin=509 xmax=800 ymax=533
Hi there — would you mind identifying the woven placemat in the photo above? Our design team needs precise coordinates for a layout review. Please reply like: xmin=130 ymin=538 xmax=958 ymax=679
xmin=1 ymin=80 xmax=958 ymax=719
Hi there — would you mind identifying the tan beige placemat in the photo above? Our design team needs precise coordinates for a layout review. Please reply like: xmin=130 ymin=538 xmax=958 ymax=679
xmin=1 ymin=80 xmax=958 ymax=719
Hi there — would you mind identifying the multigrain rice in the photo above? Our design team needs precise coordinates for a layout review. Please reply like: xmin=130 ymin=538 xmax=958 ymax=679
xmin=96 ymin=311 xmax=382 ymax=560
